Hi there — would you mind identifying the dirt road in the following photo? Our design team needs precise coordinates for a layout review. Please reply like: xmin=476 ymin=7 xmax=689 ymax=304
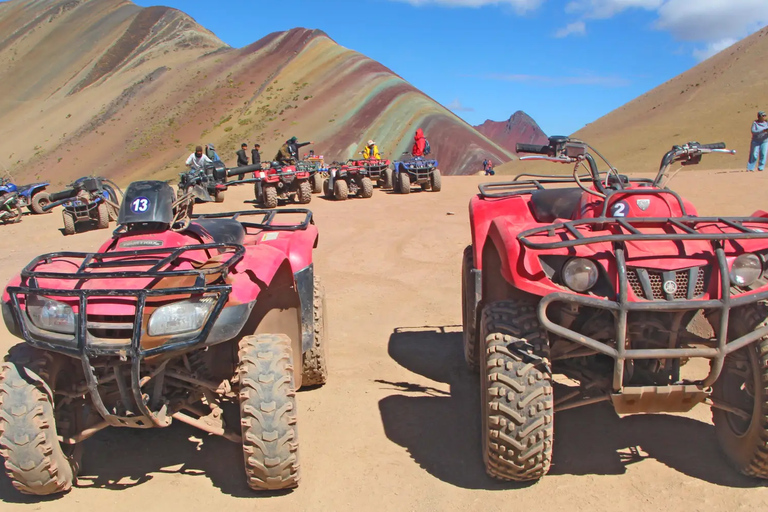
xmin=1 ymin=171 xmax=767 ymax=511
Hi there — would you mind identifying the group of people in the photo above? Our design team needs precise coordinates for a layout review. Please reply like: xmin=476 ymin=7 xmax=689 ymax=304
xmin=235 ymin=142 xmax=262 ymax=169
xmin=482 ymin=159 xmax=495 ymax=175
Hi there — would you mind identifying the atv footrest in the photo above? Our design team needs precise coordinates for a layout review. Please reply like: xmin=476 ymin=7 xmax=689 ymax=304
xmin=611 ymin=385 xmax=709 ymax=414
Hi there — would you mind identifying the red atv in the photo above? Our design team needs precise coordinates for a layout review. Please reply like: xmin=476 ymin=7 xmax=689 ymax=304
xmin=229 ymin=161 xmax=312 ymax=209
xmin=462 ymin=136 xmax=768 ymax=482
xmin=349 ymin=159 xmax=393 ymax=189
xmin=0 ymin=180 xmax=327 ymax=495
xmin=322 ymin=161 xmax=374 ymax=201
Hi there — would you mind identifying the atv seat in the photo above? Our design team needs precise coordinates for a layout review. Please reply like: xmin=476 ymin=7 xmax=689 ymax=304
xmin=530 ymin=188 xmax=583 ymax=223
xmin=189 ymin=218 xmax=245 ymax=246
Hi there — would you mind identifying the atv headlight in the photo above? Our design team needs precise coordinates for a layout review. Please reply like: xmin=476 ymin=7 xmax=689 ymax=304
xmin=730 ymin=253 xmax=762 ymax=287
xmin=562 ymin=258 xmax=599 ymax=292
xmin=26 ymin=295 xmax=75 ymax=334
xmin=148 ymin=297 xmax=215 ymax=336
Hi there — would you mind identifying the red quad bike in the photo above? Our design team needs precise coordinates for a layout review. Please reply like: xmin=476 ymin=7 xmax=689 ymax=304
xmin=322 ymin=161 xmax=374 ymax=201
xmin=462 ymin=136 xmax=768 ymax=482
xmin=0 ymin=180 xmax=328 ymax=495
xmin=229 ymin=161 xmax=312 ymax=209
xmin=349 ymin=158 xmax=393 ymax=189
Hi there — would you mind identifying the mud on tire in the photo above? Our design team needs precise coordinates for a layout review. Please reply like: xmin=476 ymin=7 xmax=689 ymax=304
xmin=262 ymin=185 xmax=278 ymax=209
xmin=238 ymin=334 xmax=300 ymax=490
xmin=30 ymin=192 xmax=51 ymax=215
xmin=311 ymin=174 xmax=323 ymax=194
xmin=430 ymin=169 xmax=442 ymax=192
xmin=479 ymin=300 xmax=553 ymax=482
xmin=398 ymin=169 xmax=411 ymax=194
xmin=359 ymin=177 xmax=373 ymax=199
xmin=297 ymin=180 xmax=312 ymax=204
xmin=0 ymin=351 xmax=75 ymax=495
xmin=712 ymin=304 xmax=768 ymax=478
xmin=333 ymin=179 xmax=349 ymax=201
xmin=62 ymin=210 xmax=76 ymax=235
xmin=96 ymin=202 xmax=109 ymax=229
xmin=302 ymin=277 xmax=328 ymax=387
xmin=382 ymin=168 xmax=393 ymax=189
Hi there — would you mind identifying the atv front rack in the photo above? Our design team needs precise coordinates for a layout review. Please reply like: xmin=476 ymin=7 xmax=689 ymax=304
xmin=478 ymin=176 xmax=655 ymax=199
xmin=193 ymin=208 xmax=314 ymax=231
xmin=518 ymin=216 xmax=768 ymax=250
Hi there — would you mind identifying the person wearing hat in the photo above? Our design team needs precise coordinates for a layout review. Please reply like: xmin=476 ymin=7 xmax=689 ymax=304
xmin=362 ymin=139 xmax=381 ymax=160
xmin=205 ymin=143 xmax=221 ymax=162
xmin=748 ymin=111 xmax=768 ymax=172
xmin=236 ymin=142 xmax=249 ymax=167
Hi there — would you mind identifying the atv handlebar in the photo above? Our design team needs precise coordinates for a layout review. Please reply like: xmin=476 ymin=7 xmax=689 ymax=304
xmin=516 ymin=143 xmax=551 ymax=155
xmin=226 ymin=163 xmax=262 ymax=177
xmin=700 ymin=142 xmax=726 ymax=150
xmin=653 ymin=141 xmax=736 ymax=186
xmin=48 ymin=188 xmax=77 ymax=202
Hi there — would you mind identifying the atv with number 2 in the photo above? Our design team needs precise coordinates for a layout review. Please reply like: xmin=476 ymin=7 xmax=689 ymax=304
xmin=462 ymin=136 xmax=768 ymax=482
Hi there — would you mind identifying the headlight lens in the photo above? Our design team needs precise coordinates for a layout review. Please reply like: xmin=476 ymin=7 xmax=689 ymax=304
xmin=562 ymin=258 xmax=599 ymax=292
xmin=730 ymin=253 xmax=762 ymax=287
xmin=26 ymin=295 xmax=75 ymax=334
xmin=148 ymin=297 xmax=215 ymax=336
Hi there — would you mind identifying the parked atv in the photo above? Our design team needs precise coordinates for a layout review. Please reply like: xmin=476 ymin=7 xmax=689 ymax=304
xmin=350 ymin=158 xmax=392 ymax=189
xmin=0 ymin=176 xmax=50 ymax=214
xmin=322 ymin=161 xmax=374 ymax=201
xmin=178 ymin=162 xmax=228 ymax=203
xmin=0 ymin=191 xmax=22 ymax=224
xmin=462 ymin=136 xmax=768 ymax=482
xmin=45 ymin=177 xmax=120 ymax=235
xmin=392 ymin=155 xmax=441 ymax=194
xmin=0 ymin=180 xmax=328 ymax=495
xmin=302 ymin=153 xmax=329 ymax=193
xmin=230 ymin=161 xmax=312 ymax=209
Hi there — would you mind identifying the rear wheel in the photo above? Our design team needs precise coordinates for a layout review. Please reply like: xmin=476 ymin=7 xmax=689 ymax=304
xmin=398 ymin=170 xmax=411 ymax=194
xmin=430 ymin=169 xmax=442 ymax=192
xmin=322 ymin=178 xmax=332 ymax=199
xmin=302 ymin=277 xmax=328 ymax=387
xmin=462 ymin=245 xmax=479 ymax=371
xmin=359 ymin=177 xmax=373 ymax=199
xmin=297 ymin=181 xmax=312 ymax=204
xmin=712 ymin=304 xmax=768 ymax=478
xmin=479 ymin=300 xmax=553 ymax=482
xmin=262 ymin=185 xmax=278 ymax=209
xmin=0 ymin=351 xmax=76 ymax=495
xmin=238 ymin=334 xmax=300 ymax=490
xmin=62 ymin=210 xmax=76 ymax=235
xmin=382 ymin=168 xmax=393 ymax=189
xmin=311 ymin=174 xmax=323 ymax=194
xmin=96 ymin=202 xmax=109 ymax=229
xmin=334 ymin=179 xmax=349 ymax=201
xmin=30 ymin=192 xmax=51 ymax=215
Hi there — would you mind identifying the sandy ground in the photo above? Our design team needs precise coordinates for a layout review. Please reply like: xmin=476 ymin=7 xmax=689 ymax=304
xmin=1 ymin=170 xmax=767 ymax=511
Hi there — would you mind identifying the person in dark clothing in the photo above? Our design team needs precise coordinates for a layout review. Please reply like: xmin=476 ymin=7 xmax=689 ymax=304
xmin=275 ymin=136 xmax=313 ymax=164
xmin=251 ymin=143 xmax=261 ymax=168
xmin=236 ymin=143 xmax=249 ymax=167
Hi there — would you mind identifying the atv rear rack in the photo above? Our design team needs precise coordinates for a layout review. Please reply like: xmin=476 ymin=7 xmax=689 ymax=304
xmin=518 ymin=216 xmax=768 ymax=250
xmin=193 ymin=208 xmax=314 ymax=231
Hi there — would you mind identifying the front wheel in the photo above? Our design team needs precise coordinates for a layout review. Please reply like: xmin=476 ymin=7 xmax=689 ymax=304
xmin=479 ymin=300 xmax=553 ymax=482
xmin=0 ymin=359 xmax=75 ymax=495
xmin=297 ymin=180 xmax=312 ymax=204
xmin=311 ymin=174 xmax=323 ymax=194
xmin=712 ymin=304 xmax=768 ymax=478
xmin=382 ymin=168 xmax=393 ymax=189
xmin=359 ymin=177 xmax=373 ymax=198
xmin=398 ymin=170 xmax=411 ymax=194
xmin=96 ymin=202 xmax=109 ymax=229
xmin=430 ymin=169 xmax=442 ymax=192
xmin=30 ymin=192 xmax=51 ymax=214
xmin=238 ymin=334 xmax=300 ymax=490
xmin=262 ymin=184 xmax=278 ymax=209
xmin=322 ymin=178 xmax=332 ymax=199
xmin=334 ymin=178 xmax=349 ymax=201
xmin=62 ymin=210 xmax=76 ymax=235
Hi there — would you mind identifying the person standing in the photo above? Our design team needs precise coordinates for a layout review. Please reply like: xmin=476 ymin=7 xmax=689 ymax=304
xmin=251 ymin=143 xmax=261 ymax=168
xmin=236 ymin=142 xmax=249 ymax=167
xmin=747 ymin=110 xmax=768 ymax=172
xmin=412 ymin=128 xmax=426 ymax=157
xmin=186 ymin=146 xmax=213 ymax=172
xmin=482 ymin=159 xmax=489 ymax=175
xmin=205 ymin=143 xmax=221 ymax=162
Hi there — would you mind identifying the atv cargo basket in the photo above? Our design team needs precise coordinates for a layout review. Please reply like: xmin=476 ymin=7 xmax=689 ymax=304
xmin=192 ymin=208 xmax=314 ymax=231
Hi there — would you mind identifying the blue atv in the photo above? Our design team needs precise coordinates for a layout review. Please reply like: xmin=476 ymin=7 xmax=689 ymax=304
xmin=0 ymin=176 xmax=51 ymax=214
xmin=392 ymin=155 xmax=442 ymax=194
xmin=46 ymin=177 xmax=120 ymax=235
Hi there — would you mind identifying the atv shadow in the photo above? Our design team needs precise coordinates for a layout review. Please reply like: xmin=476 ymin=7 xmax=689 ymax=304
xmin=0 ymin=416 xmax=282 ymax=502
xmin=58 ymin=219 xmax=108 ymax=237
xmin=378 ymin=326 xmax=767 ymax=490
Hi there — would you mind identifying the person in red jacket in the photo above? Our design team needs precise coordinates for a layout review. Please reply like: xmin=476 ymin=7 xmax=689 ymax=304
xmin=412 ymin=128 xmax=426 ymax=157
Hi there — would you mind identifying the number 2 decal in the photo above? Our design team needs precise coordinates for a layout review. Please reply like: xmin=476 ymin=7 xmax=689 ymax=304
xmin=131 ymin=197 xmax=150 ymax=213
xmin=611 ymin=201 xmax=628 ymax=217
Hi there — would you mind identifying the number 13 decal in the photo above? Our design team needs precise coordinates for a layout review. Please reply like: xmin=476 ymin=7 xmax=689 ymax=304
xmin=131 ymin=197 xmax=150 ymax=213
xmin=611 ymin=201 xmax=629 ymax=217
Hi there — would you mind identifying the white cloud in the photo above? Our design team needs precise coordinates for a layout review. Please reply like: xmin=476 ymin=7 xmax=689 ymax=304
xmin=691 ymin=37 xmax=738 ymax=61
xmin=480 ymin=73 xmax=631 ymax=87
xmin=391 ymin=0 xmax=543 ymax=14
xmin=655 ymin=0 xmax=768 ymax=42
xmin=447 ymin=98 xmax=474 ymax=112
xmin=565 ymin=0 xmax=662 ymax=19
xmin=554 ymin=21 xmax=586 ymax=38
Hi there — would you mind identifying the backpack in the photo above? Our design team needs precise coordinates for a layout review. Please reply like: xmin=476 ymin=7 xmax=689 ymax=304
xmin=423 ymin=139 xmax=431 ymax=155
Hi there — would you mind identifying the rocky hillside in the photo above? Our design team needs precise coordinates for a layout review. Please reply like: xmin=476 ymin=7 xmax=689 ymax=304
xmin=0 ymin=0 xmax=514 ymax=186
xmin=474 ymin=111 xmax=548 ymax=155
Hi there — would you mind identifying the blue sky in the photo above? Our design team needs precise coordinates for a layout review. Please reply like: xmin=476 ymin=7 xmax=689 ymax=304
xmin=133 ymin=0 xmax=767 ymax=136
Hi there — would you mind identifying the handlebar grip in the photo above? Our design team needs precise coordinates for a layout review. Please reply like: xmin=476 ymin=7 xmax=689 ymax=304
xmin=227 ymin=164 xmax=262 ymax=177
xmin=516 ymin=143 xmax=550 ymax=155
xmin=49 ymin=189 xmax=77 ymax=202
xmin=700 ymin=142 xmax=726 ymax=150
